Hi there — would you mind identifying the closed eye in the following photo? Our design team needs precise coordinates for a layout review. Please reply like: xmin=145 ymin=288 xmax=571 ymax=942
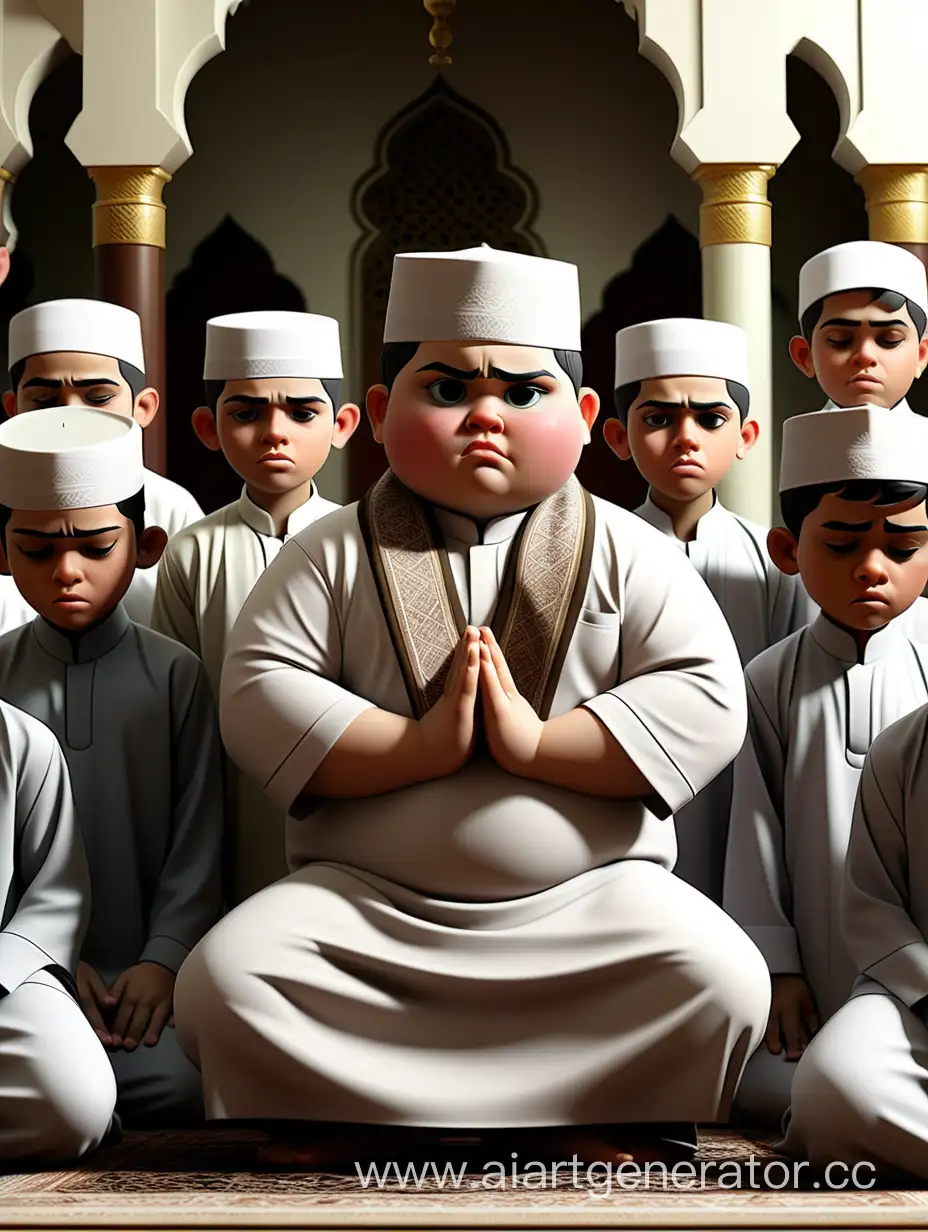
xmin=17 ymin=545 xmax=52 ymax=560
xmin=82 ymin=544 xmax=116 ymax=558
xmin=889 ymin=546 xmax=920 ymax=561
xmin=825 ymin=541 xmax=858 ymax=555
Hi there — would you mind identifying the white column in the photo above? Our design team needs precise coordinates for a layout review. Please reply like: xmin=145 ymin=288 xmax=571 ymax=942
xmin=693 ymin=165 xmax=776 ymax=526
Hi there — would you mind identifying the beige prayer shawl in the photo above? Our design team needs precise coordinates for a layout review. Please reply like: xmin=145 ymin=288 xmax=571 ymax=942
xmin=358 ymin=470 xmax=595 ymax=720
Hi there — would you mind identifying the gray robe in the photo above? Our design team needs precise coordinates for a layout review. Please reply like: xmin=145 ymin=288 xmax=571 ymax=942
xmin=0 ymin=699 xmax=116 ymax=1160
xmin=636 ymin=492 xmax=816 ymax=901
xmin=0 ymin=606 xmax=223 ymax=1122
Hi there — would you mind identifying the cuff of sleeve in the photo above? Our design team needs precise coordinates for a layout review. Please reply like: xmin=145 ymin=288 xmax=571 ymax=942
xmin=746 ymin=925 xmax=802 ymax=975
xmin=581 ymin=693 xmax=691 ymax=818
xmin=0 ymin=932 xmax=56 ymax=995
xmin=865 ymin=942 xmax=928 ymax=1007
xmin=265 ymin=695 xmax=375 ymax=815
xmin=139 ymin=935 xmax=190 ymax=974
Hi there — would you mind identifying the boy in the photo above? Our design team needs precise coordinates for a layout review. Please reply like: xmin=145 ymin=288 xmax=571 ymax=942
xmin=790 ymin=239 xmax=928 ymax=413
xmin=1 ymin=298 xmax=203 ymax=628
xmin=782 ymin=702 xmax=928 ymax=1177
xmin=724 ymin=402 xmax=928 ymax=1126
xmin=605 ymin=317 xmax=816 ymax=901
xmin=151 ymin=310 xmax=359 ymax=901
xmin=0 ymin=698 xmax=116 ymax=1161
xmin=176 ymin=245 xmax=769 ymax=1168
xmin=0 ymin=407 xmax=223 ymax=1125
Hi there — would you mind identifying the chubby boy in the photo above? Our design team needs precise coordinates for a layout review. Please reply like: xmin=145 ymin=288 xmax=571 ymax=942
xmin=151 ymin=311 xmax=358 ymax=901
xmin=175 ymin=245 xmax=769 ymax=1166
xmin=0 ymin=408 xmax=222 ymax=1125
xmin=605 ymin=317 xmax=816 ymax=901
xmin=724 ymin=403 xmax=928 ymax=1126
xmin=0 ymin=299 xmax=203 ymax=628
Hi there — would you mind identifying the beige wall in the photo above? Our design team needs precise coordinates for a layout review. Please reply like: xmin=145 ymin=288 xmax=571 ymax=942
xmin=8 ymin=0 xmax=873 ymax=509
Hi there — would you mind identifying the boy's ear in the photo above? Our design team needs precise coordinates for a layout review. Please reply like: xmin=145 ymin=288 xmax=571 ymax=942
xmin=767 ymin=525 xmax=800 ymax=575
xmin=0 ymin=534 xmax=10 ymax=576
xmin=788 ymin=335 xmax=816 ymax=379
xmin=191 ymin=406 xmax=222 ymax=452
xmin=366 ymin=385 xmax=390 ymax=444
xmin=916 ymin=334 xmax=928 ymax=379
xmin=133 ymin=387 xmax=159 ymax=429
xmin=136 ymin=525 xmax=167 ymax=570
xmin=736 ymin=417 xmax=760 ymax=459
xmin=602 ymin=416 xmax=633 ymax=461
xmin=331 ymin=402 xmax=361 ymax=450
xmin=578 ymin=387 xmax=600 ymax=445
xmin=2 ymin=391 xmax=16 ymax=418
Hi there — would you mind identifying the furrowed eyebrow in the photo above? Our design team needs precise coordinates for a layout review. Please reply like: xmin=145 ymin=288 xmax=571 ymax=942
xmin=285 ymin=396 xmax=327 ymax=405
xmin=221 ymin=395 xmax=268 ymax=406
xmin=13 ymin=526 xmax=121 ymax=539
xmin=821 ymin=520 xmax=873 ymax=532
xmin=415 ymin=363 xmax=482 ymax=380
xmin=884 ymin=520 xmax=928 ymax=534
xmin=819 ymin=317 xmax=909 ymax=329
xmin=72 ymin=378 xmax=120 ymax=388
xmin=22 ymin=377 xmax=63 ymax=389
xmin=636 ymin=400 xmax=684 ymax=410
xmin=489 ymin=368 xmax=556 ymax=382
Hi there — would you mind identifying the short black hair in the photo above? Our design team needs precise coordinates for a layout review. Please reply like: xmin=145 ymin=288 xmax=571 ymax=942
xmin=780 ymin=478 xmax=928 ymax=540
xmin=379 ymin=343 xmax=584 ymax=395
xmin=8 ymin=357 xmax=148 ymax=401
xmin=0 ymin=487 xmax=147 ymax=550
xmin=613 ymin=379 xmax=751 ymax=425
xmin=203 ymin=378 xmax=343 ymax=414
xmin=800 ymin=288 xmax=928 ymax=343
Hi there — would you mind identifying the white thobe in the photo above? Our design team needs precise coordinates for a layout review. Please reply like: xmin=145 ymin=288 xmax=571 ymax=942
xmin=724 ymin=608 xmax=928 ymax=1124
xmin=636 ymin=492 xmax=816 ymax=901
xmin=782 ymin=704 xmax=928 ymax=1177
xmin=0 ymin=468 xmax=203 ymax=636
xmin=151 ymin=485 xmax=340 ymax=902
xmin=175 ymin=494 xmax=771 ymax=1127
xmin=0 ymin=700 xmax=116 ymax=1160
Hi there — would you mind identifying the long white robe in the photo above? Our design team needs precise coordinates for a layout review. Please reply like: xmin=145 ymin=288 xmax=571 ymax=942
xmin=636 ymin=492 xmax=816 ymax=901
xmin=782 ymin=704 xmax=928 ymax=1176
xmin=724 ymin=607 xmax=928 ymax=1124
xmin=175 ymin=494 xmax=771 ymax=1126
xmin=151 ymin=484 xmax=339 ymax=902
xmin=0 ymin=606 xmax=223 ymax=1123
xmin=0 ymin=700 xmax=116 ymax=1160
xmin=0 ymin=467 xmax=203 ymax=635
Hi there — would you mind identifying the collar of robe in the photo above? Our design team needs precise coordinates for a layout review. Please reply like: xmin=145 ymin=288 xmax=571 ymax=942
xmin=821 ymin=397 xmax=912 ymax=413
xmin=640 ymin=489 xmax=724 ymax=543
xmin=357 ymin=469 xmax=595 ymax=720
xmin=810 ymin=607 xmax=909 ymax=665
xmin=33 ymin=602 xmax=130 ymax=664
xmin=237 ymin=482 xmax=322 ymax=540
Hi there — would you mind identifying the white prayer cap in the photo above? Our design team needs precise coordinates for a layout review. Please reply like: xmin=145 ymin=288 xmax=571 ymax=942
xmin=779 ymin=404 xmax=928 ymax=492
xmin=0 ymin=407 xmax=143 ymax=510
xmin=203 ymin=311 xmax=344 ymax=381
xmin=798 ymin=241 xmax=928 ymax=325
xmin=383 ymin=244 xmax=581 ymax=350
xmin=9 ymin=299 xmax=146 ymax=372
xmin=614 ymin=318 xmax=749 ymax=390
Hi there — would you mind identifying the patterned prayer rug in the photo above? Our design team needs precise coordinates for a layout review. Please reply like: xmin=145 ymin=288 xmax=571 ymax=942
xmin=0 ymin=1126 xmax=926 ymax=1227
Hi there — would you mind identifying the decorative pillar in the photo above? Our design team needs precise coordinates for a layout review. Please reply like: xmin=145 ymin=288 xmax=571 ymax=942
xmin=854 ymin=165 xmax=928 ymax=264
xmin=88 ymin=165 xmax=171 ymax=474
xmin=692 ymin=164 xmax=776 ymax=526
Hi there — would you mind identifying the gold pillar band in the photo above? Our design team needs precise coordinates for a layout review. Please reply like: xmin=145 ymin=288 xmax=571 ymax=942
xmin=854 ymin=166 xmax=928 ymax=245
xmin=424 ymin=0 xmax=455 ymax=66
xmin=0 ymin=168 xmax=15 ymax=185
xmin=87 ymin=166 xmax=172 ymax=248
xmin=692 ymin=164 xmax=776 ymax=247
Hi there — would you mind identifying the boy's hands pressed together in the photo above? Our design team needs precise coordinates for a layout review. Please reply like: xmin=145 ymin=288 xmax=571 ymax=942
xmin=108 ymin=961 xmax=176 ymax=1051
xmin=478 ymin=626 xmax=545 ymax=775
xmin=765 ymin=974 xmax=820 ymax=1060
xmin=417 ymin=626 xmax=480 ymax=777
